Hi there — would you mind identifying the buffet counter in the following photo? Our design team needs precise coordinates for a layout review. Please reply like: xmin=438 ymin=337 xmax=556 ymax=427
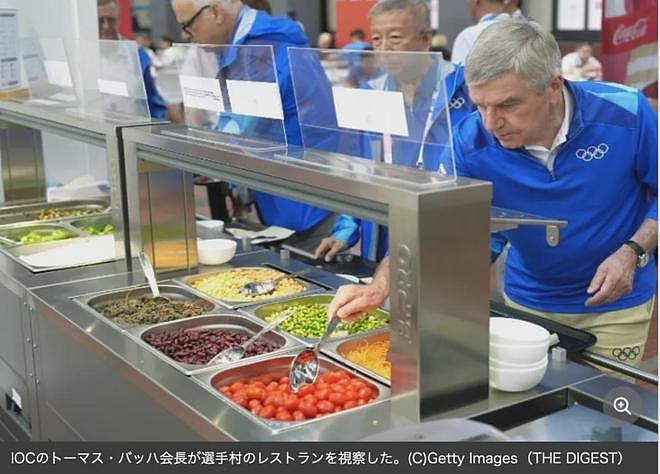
xmin=0 ymin=247 xmax=652 ymax=441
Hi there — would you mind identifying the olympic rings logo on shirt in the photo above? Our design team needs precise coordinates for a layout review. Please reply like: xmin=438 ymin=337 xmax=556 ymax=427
xmin=576 ymin=143 xmax=609 ymax=162
xmin=449 ymin=97 xmax=466 ymax=109
xmin=611 ymin=346 xmax=641 ymax=362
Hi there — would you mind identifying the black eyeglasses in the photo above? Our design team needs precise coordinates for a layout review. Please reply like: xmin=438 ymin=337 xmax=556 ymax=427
xmin=180 ymin=4 xmax=210 ymax=35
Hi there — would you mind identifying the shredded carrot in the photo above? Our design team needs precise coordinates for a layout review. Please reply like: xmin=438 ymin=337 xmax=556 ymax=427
xmin=344 ymin=339 xmax=391 ymax=379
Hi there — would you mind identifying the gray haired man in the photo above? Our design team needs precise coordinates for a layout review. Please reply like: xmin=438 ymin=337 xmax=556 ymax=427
xmin=328 ymin=20 xmax=657 ymax=369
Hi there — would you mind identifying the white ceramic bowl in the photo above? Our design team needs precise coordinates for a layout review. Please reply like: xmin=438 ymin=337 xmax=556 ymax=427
xmin=490 ymin=317 xmax=552 ymax=346
xmin=489 ymin=355 xmax=547 ymax=370
xmin=490 ymin=340 xmax=550 ymax=365
xmin=490 ymin=358 xmax=548 ymax=392
xmin=197 ymin=238 xmax=237 ymax=265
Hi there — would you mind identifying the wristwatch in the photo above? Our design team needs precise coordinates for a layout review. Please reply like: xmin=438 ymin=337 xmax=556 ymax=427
xmin=624 ymin=240 xmax=650 ymax=268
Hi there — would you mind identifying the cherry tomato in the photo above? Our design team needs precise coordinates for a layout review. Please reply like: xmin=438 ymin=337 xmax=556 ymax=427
xmin=278 ymin=383 xmax=291 ymax=393
xmin=230 ymin=381 xmax=246 ymax=392
xmin=335 ymin=371 xmax=351 ymax=381
xmin=279 ymin=377 xmax=289 ymax=385
xmin=267 ymin=381 xmax=279 ymax=391
xmin=299 ymin=401 xmax=318 ymax=418
xmin=298 ymin=384 xmax=315 ymax=397
xmin=316 ymin=389 xmax=330 ymax=401
xmin=246 ymin=386 xmax=265 ymax=401
xmin=343 ymin=400 xmax=358 ymax=410
xmin=301 ymin=394 xmax=318 ymax=405
xmin=248 ymin=399 xmax=262 ymax=410
xmin=358 ymin=387 xmax=373 ymax=401
xmin=328 ymin=392 xmax=348 ymax=406
xmin=330 ymin=383 xmax=346 ymax=393
xmin=317 ymin=400 xmax=335 ymax=414
xmin=293 ymin=410 xmax=306 ymax=421
xmin=345 ymin=390 xmax=358 ymax=401
xmin=349 ymin=380 xmax=367 ymax=391
xmin=233 ymin=395 xmax=249 ymax=408
xmin=284 ymin=395 xmax=300 ymax=412
xmin=259 ymin=405 xmax=276 ymax=419
xmin=256 ymin=375 xmax=273 ymax=385
xmin=219 ymin=386 xmax=232 ymax=395
xmin=324 ymin=372 xmax=340 ymax=384
xmin=276 ymin=410 xmax=293 ymax=422
xmin=357 ymin=399 xmax=367 ymax=406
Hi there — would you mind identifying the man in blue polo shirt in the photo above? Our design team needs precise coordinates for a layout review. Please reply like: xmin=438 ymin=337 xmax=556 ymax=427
xmin=314 ymin=0 xmax=475 ymax=262
xmin=172 ymin=0 xmax=334 ymax=251
xmin=328 ymin=19 xmax=657 ymax=367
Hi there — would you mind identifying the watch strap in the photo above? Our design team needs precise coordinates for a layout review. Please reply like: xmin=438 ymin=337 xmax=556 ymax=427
xmin=625 ymin=240 xmax=645 ymax=257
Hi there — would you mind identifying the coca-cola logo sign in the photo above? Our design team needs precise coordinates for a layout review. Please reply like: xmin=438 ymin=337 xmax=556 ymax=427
xmin=613 ymin=18 xmax=649 ymax=46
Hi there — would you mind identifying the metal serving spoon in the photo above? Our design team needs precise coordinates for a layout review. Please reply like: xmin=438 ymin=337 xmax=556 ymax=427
xmin=288 ymin=316 xmax=341 ymax=393
xmin=239 ymin=266 xmax=318 ymax=297
xmin=137 ymin=251 xmax=171 ymax=303
xmin=207 ymin=309 xmax=295 ymax=365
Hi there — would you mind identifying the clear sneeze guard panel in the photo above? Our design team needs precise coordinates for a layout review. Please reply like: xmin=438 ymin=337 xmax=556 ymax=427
xmin=19 ymin=37 xmax=78 ymax=107
xmin=163 ymin=43 xmax=287 ymax=152
xmin=287 ymin=48 xmax=457 ymax=181
xmin=71 ymin=39 xmax=150 ymax=122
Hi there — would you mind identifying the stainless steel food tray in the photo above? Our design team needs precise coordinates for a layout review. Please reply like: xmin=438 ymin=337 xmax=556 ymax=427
xmin=135 ymin=314 xmax=301 ymax=376
xmin=193 ymin=351 xmax=390 ymax=433
xmin=246 ymin=293 xmax=390 ymax=345
xmin=178 ymin=266 xmax=324 ymax=309
xmin=322 ymin=330 xmax=391 ymax=387
xmin=0 ymin=199 xmax=110 ymax=226
xmin=73 ymin=282 xmax=219 ymax=333
xmin=66 ymin=214 xmax=114 ymax=235
xmin=3 ymin=236 xmax=119 ymax=273
xmin=0 ymin=223 xmax=78 ymax=245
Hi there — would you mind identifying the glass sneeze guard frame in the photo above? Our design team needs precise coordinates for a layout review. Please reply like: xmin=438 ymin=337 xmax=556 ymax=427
xmin=122 ymin=123 xmax=492 ymax=428
xmin=287 ymin=47 xmax=458 ymax=182
xmin=162 ymin=43 xmax=288 ymax=153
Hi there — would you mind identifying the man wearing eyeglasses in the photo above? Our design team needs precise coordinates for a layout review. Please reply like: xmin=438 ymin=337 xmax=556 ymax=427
xmin=97 ymin=0 xmax=168 ymax=119
xmin=171 ymin=0 xmax=335 ymax=252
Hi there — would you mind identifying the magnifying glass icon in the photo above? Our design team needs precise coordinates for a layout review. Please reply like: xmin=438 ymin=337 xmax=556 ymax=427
xmin=613 ymin=396 xmax=632 ymax=415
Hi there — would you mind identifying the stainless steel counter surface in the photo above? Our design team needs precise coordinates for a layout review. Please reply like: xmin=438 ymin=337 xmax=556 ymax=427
xmin=505 ymin=404 xmax=656 ymax=441
xmin=14 ymin=249 xmax=657 ymax=440
xmin=0 ymin=251 xmax=131 ymax=294
xmin=25 ymin=250 xmax=393 ymax=440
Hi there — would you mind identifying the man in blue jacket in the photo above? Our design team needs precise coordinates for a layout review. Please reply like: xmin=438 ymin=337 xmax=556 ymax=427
xmin=328 ymin=19 xmax=657 ymax=367
xmin=314 ymin=0 xmax=474 ymax=262
xmin=172 ymin=0 xmax=334 ymax=250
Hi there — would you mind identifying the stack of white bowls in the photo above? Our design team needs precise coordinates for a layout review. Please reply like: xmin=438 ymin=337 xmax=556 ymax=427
xmin=490 ymin=317 xmax=559 ymax=392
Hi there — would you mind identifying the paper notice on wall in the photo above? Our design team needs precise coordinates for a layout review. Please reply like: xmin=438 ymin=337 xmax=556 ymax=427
xmin=588 ymin=0 xmax=603 ymax=31
xmin=21 ymin=38 xmax=48 ymax=84
xmin=44 ymin=59 xmax=73 ymax=88
xmin=226 ymin=80 xmax=284 ymax=120
xmin=97 ymin=78 xmax=129 ymax=97
xmin=179 ymin=74 xmax=224 ymax=112
xmin=0 ymin=9 xmax=20 ymax=90
xmin=558 ymin=0 xmax=587 ymax=30
xmin=332 ymin=86 xmax=409 ymax=137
